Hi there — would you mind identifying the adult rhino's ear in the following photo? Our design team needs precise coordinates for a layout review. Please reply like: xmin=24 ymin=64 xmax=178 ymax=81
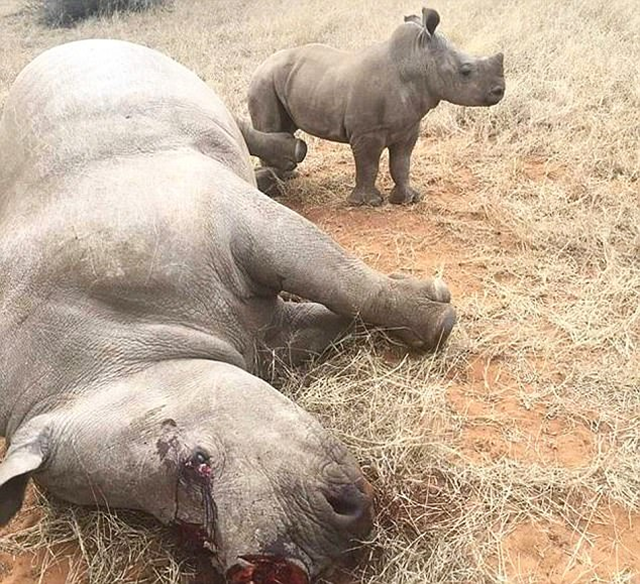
xmin=0 ymin=421 xmax=49 ymax=527
xmin=422 ymin=7 xmax=440 ymax=35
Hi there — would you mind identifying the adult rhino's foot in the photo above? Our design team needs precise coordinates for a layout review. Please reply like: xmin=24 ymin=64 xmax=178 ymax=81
xmin=347 ymin=186 xmax=384 ymax=207
xmin=388 ymin=273 xmax=452 ymax=303
xmin=397 ymin=302 xmax=456 ymax=351
xmin=255 ymin=167 xmax=285 ymax=198
xmin=389 ymin=185 xmax=422 ymax=205
xmin=384 ymin=276 xmax=456 ymax=350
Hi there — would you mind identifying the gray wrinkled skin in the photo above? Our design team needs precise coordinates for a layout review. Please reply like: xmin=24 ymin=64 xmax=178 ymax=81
xmin=0 ymin=40 xmax=455 ymax=579
xmin=248 ymin=7 xmax=505 ymax=206
xmin=236 ymin=118 xmax=307 ymax=173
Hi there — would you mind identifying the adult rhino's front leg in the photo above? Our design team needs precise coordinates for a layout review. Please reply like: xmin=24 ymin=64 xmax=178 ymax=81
xmin=259 ymin=300 xmax=353 ymax=370
xmin=231 ymin=183 xmax=456 ymax=351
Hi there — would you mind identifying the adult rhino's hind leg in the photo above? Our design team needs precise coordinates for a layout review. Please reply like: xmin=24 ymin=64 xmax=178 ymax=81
xmin=232 ymin=186 xmax=456 ymax=351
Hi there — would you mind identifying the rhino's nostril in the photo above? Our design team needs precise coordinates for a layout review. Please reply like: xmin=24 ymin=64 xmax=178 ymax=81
xmin=491 ymin=85 xmax=504 ymax=98
xmin=326 ymin=491 xmax=360 ymax=516
xmin=324 ymin=482 xmax=374 ymax=537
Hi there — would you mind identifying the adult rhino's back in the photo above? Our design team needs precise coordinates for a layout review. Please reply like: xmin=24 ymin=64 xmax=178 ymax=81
xmin=0 ymin=39 xmax=253 ymax=218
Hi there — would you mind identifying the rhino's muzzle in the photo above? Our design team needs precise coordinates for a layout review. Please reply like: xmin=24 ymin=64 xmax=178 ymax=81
xmin=485 ymin=84 xmax=505 ymax=106
xmin=226 ymin=555 xmax=309 ymax=584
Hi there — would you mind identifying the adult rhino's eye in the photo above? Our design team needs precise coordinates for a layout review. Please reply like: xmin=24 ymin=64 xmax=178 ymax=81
xmin=183 ymin=449 xmax=213 ymax=481
xmin=460 ymin=64 xmax=472 ymax=78
xmin=193 ymin=449 xmax=210 ymax=466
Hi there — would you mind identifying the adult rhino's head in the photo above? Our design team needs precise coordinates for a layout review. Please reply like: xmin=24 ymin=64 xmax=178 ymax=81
xmin=401 ymin=7 xmax=505 ymax=107
xmin=0 ymin=360 xmax=373 ymax=581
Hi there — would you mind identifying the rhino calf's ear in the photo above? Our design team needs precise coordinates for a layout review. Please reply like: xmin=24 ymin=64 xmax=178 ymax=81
xmin=0 ymin=431 xmax=48 ymax=526
xmin=422 ymin=7 xmax=440 ymax=35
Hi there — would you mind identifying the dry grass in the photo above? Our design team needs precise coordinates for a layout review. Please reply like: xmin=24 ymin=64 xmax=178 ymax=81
xmin=1 ymin=0 xmax=639 ymax=582
xmin=41 ymin=0 xmax=170 ymax=27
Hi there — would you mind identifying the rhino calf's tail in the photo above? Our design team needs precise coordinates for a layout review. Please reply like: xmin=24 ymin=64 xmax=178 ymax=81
xmin=44 ymin=0 xmax=168 ymax=26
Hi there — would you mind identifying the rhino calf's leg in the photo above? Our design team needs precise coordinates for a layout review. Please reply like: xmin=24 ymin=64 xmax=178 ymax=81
xmin=247 ymin=81 xmax=299 ymax=174
xmin=348 ymin=135 xmax=385 ymax=207
xmin=236 ymin=117 xmax=307 ymax=197
xmin=389 ymin=125 xmax=422 ymax=205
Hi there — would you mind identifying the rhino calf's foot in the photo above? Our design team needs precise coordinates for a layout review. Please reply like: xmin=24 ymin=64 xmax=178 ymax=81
xmin=389 ymin=185 xmax=422 ymax=205
xmin=347 ymin=186 xmax=384 ymax=207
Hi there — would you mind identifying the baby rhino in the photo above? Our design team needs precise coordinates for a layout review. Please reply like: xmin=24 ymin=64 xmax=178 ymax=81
xmin=249 ymin=7 xmax=505 ymax=206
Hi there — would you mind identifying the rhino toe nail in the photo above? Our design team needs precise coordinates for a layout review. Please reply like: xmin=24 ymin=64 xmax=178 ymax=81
xmin=294 ymin=139 xmax=307 ymax=163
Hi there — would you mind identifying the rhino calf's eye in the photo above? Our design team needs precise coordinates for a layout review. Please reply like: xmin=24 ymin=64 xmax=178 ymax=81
xmin=460 ymin=65 xmax=472 ymax=77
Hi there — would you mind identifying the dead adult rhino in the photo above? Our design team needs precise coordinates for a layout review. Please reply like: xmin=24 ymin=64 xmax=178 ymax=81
xmin=0 ymin=40 xmax=456 ymax=581
xmin=249 ymin=7 xmax=505 ymax=206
